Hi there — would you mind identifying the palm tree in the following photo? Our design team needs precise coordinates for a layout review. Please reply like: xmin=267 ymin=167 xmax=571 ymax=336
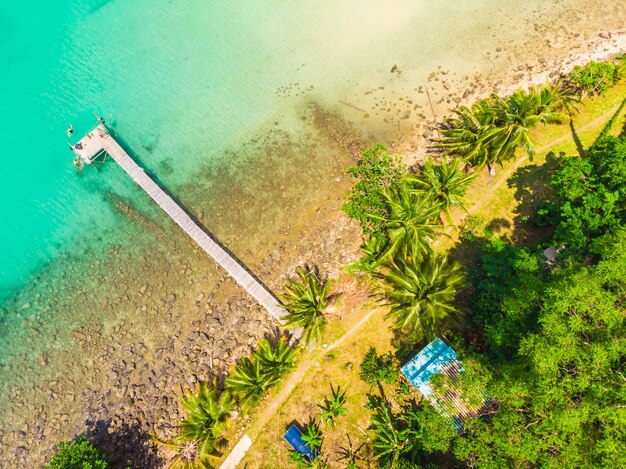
xmin=371 ymin=400 xmax=406 ymax=467
xmin=439 ymin=98 xmax=497 ymax=169
xmin=255 ymin=336 xmax=297 ymax=383
xmin=441 ymin=82 xmax=574 ymax=174
xmin=318 ymin=384 xmax=347 ymax=428
xmin=224 ymin=355 xmax=271 ymax=410
xmin=177 ymin=382 xmax=235 ymax=457
xmin=379 ymin=253 xmax=466 ymax=340
xmin=279 ymin=266 xmax=330 ymax=346
xmin=366 ymin=184 xmax=442 ymax=266
xmin=485 ymin=86 xmax=569 ymax=163
xmin=405 ymin=157 xmax=477 ymax=224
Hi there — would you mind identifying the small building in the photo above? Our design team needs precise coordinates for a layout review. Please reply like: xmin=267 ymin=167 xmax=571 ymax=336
xmin=401 ymin=338 xmax=493 ymax=431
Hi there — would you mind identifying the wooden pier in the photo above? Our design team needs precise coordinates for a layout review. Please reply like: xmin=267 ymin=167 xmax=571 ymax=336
xmin=72 ymin=125 xmax=286 ymax=322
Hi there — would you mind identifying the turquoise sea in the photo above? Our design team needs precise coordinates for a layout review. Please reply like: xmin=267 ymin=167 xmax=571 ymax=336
xmin=2 ymin=0 xmax=626 ymax=464
xmin=3 ymin=0 xmax=619 ymax=302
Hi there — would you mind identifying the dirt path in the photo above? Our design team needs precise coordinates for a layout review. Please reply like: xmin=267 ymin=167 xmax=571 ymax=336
xmin=249 ymin=306 xmax=382 ymax=439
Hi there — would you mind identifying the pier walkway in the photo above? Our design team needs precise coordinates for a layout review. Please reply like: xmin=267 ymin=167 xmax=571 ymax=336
xmin=72 ymin=125 xmax=286 ymax=322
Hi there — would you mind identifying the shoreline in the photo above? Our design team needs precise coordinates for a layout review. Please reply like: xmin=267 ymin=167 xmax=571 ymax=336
xmin=2 ymin=25 xmax=626 ymax=469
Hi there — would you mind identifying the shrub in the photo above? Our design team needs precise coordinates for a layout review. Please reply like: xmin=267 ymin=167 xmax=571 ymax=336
xmin=568 ymin=60 xmax=619 ymax=95
xmin=459 ymin=215 xmax=485 ymax=241
xmin=342 ymin=145 xmax=407 ymax=239
xmin=46 ymin=436 xmax=108 ymax=469
xmin=360 ymin=346 xmax=398 ymax=385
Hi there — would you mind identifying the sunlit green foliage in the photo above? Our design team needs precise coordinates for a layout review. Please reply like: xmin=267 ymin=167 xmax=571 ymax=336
xmin=379 ymin=253 xmax=466 ymax=340
xmin=568 ymin=57 xmax=626 ymax=95
xmin=440 ymin=82 xmax=575 ymax=171
xmin=342 ymin=144 xmax=407 ymax=239
xmin=318 ymin=384 xmax=347 ymax=428
xmin=46 ymin=437 xmax=108 ymax=469
xmin=359 ymin=346 xmax=398 ymax=385
xmin=178 ymin=383 xmax=234 ymax=457
xmin=279 ymin=266 xmax=330 ymax=346
xmin=553 ymin=134 xmax=626 ymax=251
xmin=405 ymin=157 xmax=476 ymax=224
xmin=225 ymin=337 xmax=296 ymax=409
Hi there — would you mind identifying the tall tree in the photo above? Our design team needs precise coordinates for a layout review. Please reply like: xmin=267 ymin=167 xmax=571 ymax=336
xmin=178 ymin=383 xmax=235 ymax=457
xmin=440 ymin=82 xmax=573 ymax=174
xmin=279 ymin=266 xmax=330 ymax=346
xmin=365 ymin=185 xmax=442 ymax=266
xmin=406 ymin=157 xmax=476 ymax=224
xmin=439 ymin=99 xmax=497 ymax=170
xmin=379 ymin=253 xmax=466 ymax=340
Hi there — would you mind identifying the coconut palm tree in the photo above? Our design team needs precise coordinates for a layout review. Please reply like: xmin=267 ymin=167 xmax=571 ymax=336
xmin=365 ymin=184 xmax=442 ymax=266
xmin=224 ymin=354 xmax=271 ymax=410
xmin=379 ymin=253 xmax=466 ymax=340
xmin=177 ymin=382 xmax=235 ymax=457
xmin=405 ymin=157 xmax=477 ymax=224
xmin=441 ymin=83 xmax=574 ymax=174
xmin=485 ymin=86 xmax=569 ymax=163
xmin=255 ymin=336 xmax=297 ymax=384
xmin=439 ymin=98 xmax=498 ymax=169
xmin=152 ymin=437 xmax=217 ymax=469
xmin=279 ymin=266 xmax=330 ymax=346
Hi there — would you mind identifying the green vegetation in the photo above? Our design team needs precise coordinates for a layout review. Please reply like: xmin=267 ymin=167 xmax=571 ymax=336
xmin=568 ymin=56 xmax=626 ymax=95
xmin=225 ymin=337 xmax=296 ymax=409
xmin=178 ymin=382 xmax=234 ymax=458
xmin=379 ymin=253 xmax=466 ymax=341
xmin=279 ymin=266 xmax=330 ymax=346
xmin=405 ymin=157 xmax=476 ymax=224
xmin=360 ymin=346 xmax=398 ymax=385
xmin=154 ymin=383 xmax=235 ymax=468
xmin=229 ymin=60 xmax=626 ymax=469
xmin=365 ymin=185 xmax=441 ymax=265
xmin=342 ymin=144 xmax=407 ymax=240
xmin=301 ymin=419 xmax=323 ymax=454
xmin=46 ymin=437 xmax=108 ymax=469
xmin=318 ymin=384 xmax=347 ymax=428
xmin=440 ymin=81 xmax=576 ymax=172
xmin=553 ymin=130 xmax=626 ymax=251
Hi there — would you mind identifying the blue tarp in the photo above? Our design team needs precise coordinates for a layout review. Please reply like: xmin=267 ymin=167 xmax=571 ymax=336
xmin=400 ymin=337 xmax=458 ymax=398
xmin=284 ymin=424 xmax=319 ymax=462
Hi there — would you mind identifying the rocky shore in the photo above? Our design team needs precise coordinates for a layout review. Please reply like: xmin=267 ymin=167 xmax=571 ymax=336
xmin=0 ymin=103 xmax=364 ymax=468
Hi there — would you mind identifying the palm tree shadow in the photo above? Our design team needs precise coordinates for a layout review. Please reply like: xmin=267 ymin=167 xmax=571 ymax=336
xmin=506 ymin=151 xmax=563 ymax=246
xmin=569 ymin=120 xmax=586 ymax=158
xmin=85 ymin=419 xmax=161 ymax=469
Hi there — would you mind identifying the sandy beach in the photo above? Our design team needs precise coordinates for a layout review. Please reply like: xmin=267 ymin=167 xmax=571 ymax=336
xmin=1 ymin=2 xmax=626 ymax=467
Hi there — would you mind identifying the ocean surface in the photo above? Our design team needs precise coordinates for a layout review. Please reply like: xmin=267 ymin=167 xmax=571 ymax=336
xmin=1 ymin=0 xmax=626 ymax=464
xmin=2 ymin=0 xmax=611 ymax=302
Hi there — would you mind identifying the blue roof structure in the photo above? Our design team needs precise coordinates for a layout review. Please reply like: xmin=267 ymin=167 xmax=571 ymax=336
xmin=400 ymin=337 xmax=458 ymax=399
xmin=401 ymin=338 xmax=494 ymax=433
xmin=284 ymin=424 xmax=319 ymax=462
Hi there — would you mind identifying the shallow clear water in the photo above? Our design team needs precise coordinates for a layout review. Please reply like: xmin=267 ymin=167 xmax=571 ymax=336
xmin=0 ymin=0 xmax=602 ymax=301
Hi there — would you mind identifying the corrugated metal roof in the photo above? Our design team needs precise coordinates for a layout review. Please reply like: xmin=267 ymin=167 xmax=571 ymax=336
xmin=400 ymin=337 xmax=458 ymax=398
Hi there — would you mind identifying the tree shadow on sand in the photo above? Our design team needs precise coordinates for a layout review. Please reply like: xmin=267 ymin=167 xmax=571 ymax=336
xmin=506 ymin=151 xmax=563 ymax=246
xmin=86 ymin=419 xmax=162 ymax=469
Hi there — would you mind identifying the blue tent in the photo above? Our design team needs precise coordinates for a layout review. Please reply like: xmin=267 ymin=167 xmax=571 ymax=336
xmin=284 ymin=424 xmax=319 ymax=462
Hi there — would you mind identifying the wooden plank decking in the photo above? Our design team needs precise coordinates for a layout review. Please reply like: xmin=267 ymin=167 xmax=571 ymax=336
xmin=73 ymin=125 xmax=286 ymax=322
